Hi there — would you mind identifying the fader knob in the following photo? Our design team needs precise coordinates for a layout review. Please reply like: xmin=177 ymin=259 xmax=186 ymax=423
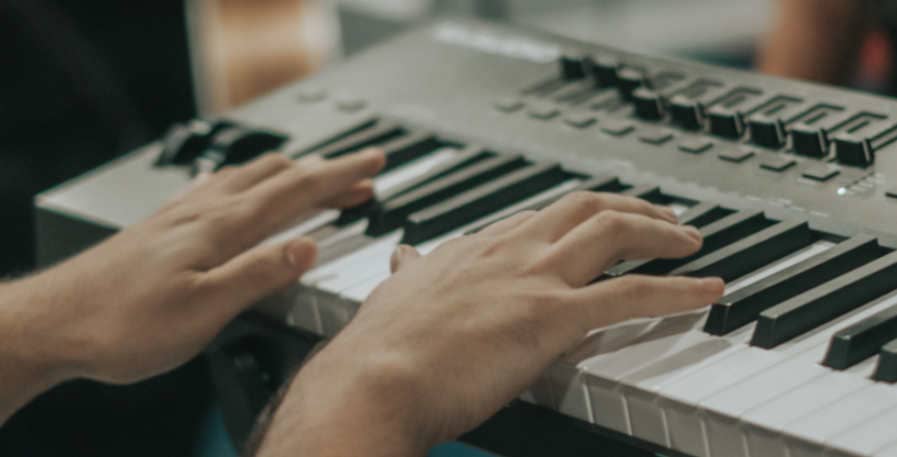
xmin=833 ymin=133 xmax=875 ymax=167
xmin=669 ymin=96 xmax=706 ymax=131
xmin=559 ymin=50 xmax=588 ymax=80
xmin=617 ymin=68 xmax=647 ymax=101
xmin=585 ymin=53 xmax=620 ymax=88
xmin=707 ymin=106 xmax=745 ymax=139
xmin=632 ymin=88 xmax=665 ymax=120
xmin=748 ymin=114 xmax=787 ymax=149
xmin=790 ymin=124 xmax=830 ymax=158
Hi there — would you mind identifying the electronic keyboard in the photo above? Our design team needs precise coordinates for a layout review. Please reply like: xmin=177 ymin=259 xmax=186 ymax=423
xmin=35 ymin=19 xmax=897 ymax=457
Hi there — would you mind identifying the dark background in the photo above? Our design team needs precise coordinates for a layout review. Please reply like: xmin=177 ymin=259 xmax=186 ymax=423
xmin=0 ymin=1 xmax=209 ymax=456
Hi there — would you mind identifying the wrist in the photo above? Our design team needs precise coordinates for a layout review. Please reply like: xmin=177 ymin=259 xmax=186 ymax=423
xmin=258 ymin=340 xmax=432 ymax=457
xmin=0 ymin=276 xmax=81 ymax=383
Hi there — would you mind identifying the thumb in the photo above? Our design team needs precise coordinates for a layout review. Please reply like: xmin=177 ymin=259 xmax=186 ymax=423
xmin=390 ymin=244 xmax=421 ymax=274
xmin=202 ymin=237 xmax=318 ymax=316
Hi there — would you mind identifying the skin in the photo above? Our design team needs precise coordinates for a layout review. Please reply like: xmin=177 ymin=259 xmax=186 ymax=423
xmin=0 ymin=148 xmax=385 ymax=422
xmin=257 ymin=192 xmax=724 ymax=457
xmin=0 ymin=149 xmax=724 ymax=455
xmin=759 ymin=0 xmax=871 ymax=84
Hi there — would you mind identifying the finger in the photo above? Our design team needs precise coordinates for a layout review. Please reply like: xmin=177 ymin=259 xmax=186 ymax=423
xmin=199 ymin=237 xmax=318 ymax=318
xmin=520 ymin=191 xmax=678 ymax=242
xmin=542 ymin=210 xmax=702 ymax=286
xmin=390 ymin=244 xmax=421 ymax=273
xmin=571 ymin=275 xmax=725 ymax=330
xmin=246 ymin=148 xmax=385 ymax=233
xmin=219 ymin=153 xmax=294 ymax=192
xmin=476 ymin=210 xmax=537 ymax=236
xmin=321 ymin=179 xmax=376 ymax=209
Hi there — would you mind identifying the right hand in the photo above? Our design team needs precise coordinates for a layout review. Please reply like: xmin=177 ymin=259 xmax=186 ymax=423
xmin=260 ymin=191 xmax=725 ymax=457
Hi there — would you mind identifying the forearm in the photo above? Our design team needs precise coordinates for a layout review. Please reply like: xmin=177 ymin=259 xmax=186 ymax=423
xmin=254 ymin=339 xmax=429 ymax=457
xmin=0 ymin=276 xmax=77 ymax=423
xmin=760 ymin=0 xmax=870 ymax=84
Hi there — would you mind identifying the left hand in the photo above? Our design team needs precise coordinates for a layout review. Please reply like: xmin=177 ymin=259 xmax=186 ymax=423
xmin=6 ymin=149 xmax=384 ymax=386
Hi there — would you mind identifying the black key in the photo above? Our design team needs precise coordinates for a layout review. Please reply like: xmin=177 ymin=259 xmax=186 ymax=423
xmin=369 ymin=154 xmax=528 ymax=235
xmin=667 ymin=220 xmax=816 ymax=281
xmin=292 ymin=117 xmax=379 ymax=158
xmin=606 ymin=210 xmax=772 ymax=277
xmin=316 ymin=121 xmax=404 ymax=159
xmin=378 ymin=146 xmax=492 ymax=201
xmin=377 ymin=130 xmax=446 ymax=173
xmin=824 ymin=299 xmax=897 ymax=370
xmin=886 ymin=188 xmax=897 ymax=200
xmin=705 ymin=236 xmax=886 ymax=335
xmin=751 ymin=250 xmax=897 ymax=349
xmin=675 ymin=203 xmax=734 ymax=229
xmin=335 ymin=145 xmax=489 ymax=227
xmin=621 ymin=184 xmax=662 ymax=199
xmin=402 ymin=163 xmax=568 ymax=244
xmin=873 ymin=339 xmax=897 ymax=382
xmin=462 ymin=175 xmax=626 ymax=236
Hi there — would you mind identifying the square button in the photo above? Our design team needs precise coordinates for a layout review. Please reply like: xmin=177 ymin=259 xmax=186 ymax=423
xmin=760 ymin=156 xmax=796 ymax=172
xmin=801 ymin=165 xmax=841 ymax=182
xmin=528 ymin=104 xmax=559 ymax=120
xmin=601 ymin=119 xmax=635 ymax=136
xmin=495 ymin=98 xmax=525 ymax=113
xmin=639 ymin=129 xmax=675 ymax=145
xmin=719 ymin=148 xmax=755 ymax=163
xmin=678 ymin=138 xmax=714 ymax=154
xmin=564 ymin=113 xmax=597 ymax=129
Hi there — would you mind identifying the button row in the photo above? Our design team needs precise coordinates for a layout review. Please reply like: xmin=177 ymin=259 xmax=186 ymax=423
xmin=501 ymin=97 xmax=855 ymax=183
xmin=553 ymin=51 xmax=883 ymax=168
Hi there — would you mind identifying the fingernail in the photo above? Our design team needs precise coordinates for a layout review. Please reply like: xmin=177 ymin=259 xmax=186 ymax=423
xmin=700 ymin=277 xmax=726 ymax=293
xmin=287 ymin=239 xmax=317 ymax=270
xmin=660 ymin=206 xmax=678 ymax=223
xmin=683 ymin=225 xmax=702 ymax=242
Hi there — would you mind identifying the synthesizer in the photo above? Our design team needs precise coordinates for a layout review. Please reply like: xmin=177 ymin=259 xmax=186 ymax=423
xmin=35 ymin=19 xmax=897 ymax=457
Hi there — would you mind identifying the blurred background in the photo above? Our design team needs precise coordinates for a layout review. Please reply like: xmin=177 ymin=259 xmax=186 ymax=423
xmin=1 ymin=0 xmax=894 ymax=455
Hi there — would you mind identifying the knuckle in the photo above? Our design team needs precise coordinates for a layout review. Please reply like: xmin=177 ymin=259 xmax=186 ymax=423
xmin=594 ymin=210 xmax=631 ymax=235
xmin=264 ymin=153 xmax=294 ymax=168
xmin=564 ymin=191 xmax=606 ymax=218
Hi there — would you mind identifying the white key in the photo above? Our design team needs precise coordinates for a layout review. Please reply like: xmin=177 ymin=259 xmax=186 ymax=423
xmin=743 ymin=373 xmax=870 ymax=456
xmin=875 ymin=440 xmax=897 ymax=457
xmin=271 ymin=147 xmax=460 ymax=248
xmin=785 ymin=384 xmax=897 ymax=456
xmin=373 ymin=147 xmax=461 ymax=195
xmin=310 ymin=181 xmax=584 ymax=333
xmin=828 ymin=408 xmax=897 ymax=456
xmin=338 ymin=181 xmax=584 ymax=302
xmin=738 ymin=291 xmax=897 ymax=455
xmin=579 ymin=241 xmax=832 ymax=454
